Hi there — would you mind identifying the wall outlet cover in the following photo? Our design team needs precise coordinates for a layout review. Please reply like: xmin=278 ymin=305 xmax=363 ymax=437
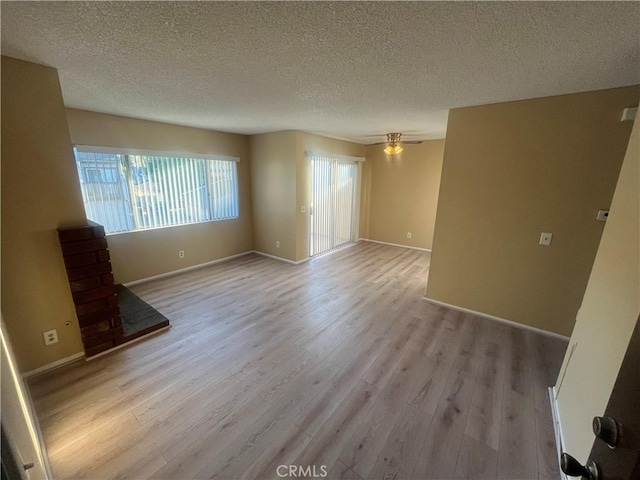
xmin=43 ymin=329 xmax=58 ymax=346
xmin=596 ymin=210 xmax=609 ymax=222
xmin=539 ymin=232 xmax=553 ymax=246
xmin=621 ymin=106 xmax=638 ymax=122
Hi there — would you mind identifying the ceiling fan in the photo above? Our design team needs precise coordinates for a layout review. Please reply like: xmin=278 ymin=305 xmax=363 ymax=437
xmin=368 ymin=133 xmax=423 ymax=154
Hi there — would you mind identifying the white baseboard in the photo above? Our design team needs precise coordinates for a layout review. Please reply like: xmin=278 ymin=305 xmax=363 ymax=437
xmin=85 ymin=325 xmax=171 ymax=360
xmin=308 ymin=241 xmax=360 ymax=260
xmin=22 ymin=351 xmax=85 ymax=379
xmin=255 ymin=241 xmax=364 ymax=265
xmin=360 ymin=238 xmax=431 ymax=252
xmin=549 ymin=386 xmax=568 ymax=480
xmin=423 ymin=297 xmax=570 ymax=341
xmin=253 ymin=250 xmax=298 ymax=265
xmin=125 ymin=243 xmax=358 ymax=284
xmin=23 ymin=327 xmax=173 ymax=378
xmin=252 ymin=250 xmax=309 ymax=265
xmin=124 ymin=251 xmax=254 ymax=287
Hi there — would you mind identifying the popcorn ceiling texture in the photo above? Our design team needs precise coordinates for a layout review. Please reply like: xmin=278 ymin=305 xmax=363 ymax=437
xmin=1 ymin=1 xmax=638 ymax=142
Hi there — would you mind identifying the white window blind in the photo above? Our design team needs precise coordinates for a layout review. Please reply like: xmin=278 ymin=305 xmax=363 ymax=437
xmin=74 ymin=147 xmax=239 ymax=234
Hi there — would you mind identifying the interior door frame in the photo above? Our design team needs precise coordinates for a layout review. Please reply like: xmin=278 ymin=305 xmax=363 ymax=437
xmin=0 ymin=318 xmax=52 ymax=479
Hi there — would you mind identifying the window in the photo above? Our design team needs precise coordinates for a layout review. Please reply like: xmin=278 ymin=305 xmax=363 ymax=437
xmin=74 ymin=147 xmax=240 ymax=234
xmin=84 ymin=167 xmax=119 ymax=183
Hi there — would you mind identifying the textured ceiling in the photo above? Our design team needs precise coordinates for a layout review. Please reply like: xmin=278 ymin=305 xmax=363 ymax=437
xmin=2 ymin=1 xmax=639 ymax=143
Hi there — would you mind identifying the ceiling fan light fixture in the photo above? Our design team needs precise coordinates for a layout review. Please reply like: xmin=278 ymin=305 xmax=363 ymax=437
xmin=384 ymin=132 xmax=403 ymax=155
xmin=384 ymin=145 xmax=403 ymax=155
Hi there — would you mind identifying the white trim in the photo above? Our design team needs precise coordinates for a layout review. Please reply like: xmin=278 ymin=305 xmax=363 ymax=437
xmin=22 ymin=352 xmax=85 ymax=379
xmin=423 ymin=297 xmax=570 ymax=341
xmin=353 ymin=162 xmax=362 ymax=245
xmin=549 ymin=386 xmax=568 ymax=480
xmin=24 ymin=328 xmax=173 ymax=375
xmin=105 ymin=216 xmax=240 ymax=238
xmin=306 ymin=156 xmax=362 ymax=259
xmin=2 ymin=319 xmax=54 ymax=479
xmin=124 ymin=251 xmax=254 ymax=287
xmin=305 ymin=151 xmax=366 ymax=163
xmin=258 ymin=242 xmax=361 ymax=266
xmin=309 ymin=241 xmax=360 ymax=261
xmin=85 ymin=326 xmax=171 ymax=360
xmin=360 ymin=238 xmax=431 ymax=253
xmin=75 ymin=145 xmax=240 ymax=162
xmin=252 ymin=250 xmax=309 ymax=265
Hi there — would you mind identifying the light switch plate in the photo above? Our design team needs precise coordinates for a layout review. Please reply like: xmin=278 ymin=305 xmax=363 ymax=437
xmin=300 ymin=206 xmax=306 ymax=214
xmin=539 ymin=232 xmax=553 ymax=246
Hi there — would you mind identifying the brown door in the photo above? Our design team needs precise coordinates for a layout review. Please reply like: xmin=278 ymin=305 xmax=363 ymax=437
xmin=562 ymin=316 xmax=640 ymax=479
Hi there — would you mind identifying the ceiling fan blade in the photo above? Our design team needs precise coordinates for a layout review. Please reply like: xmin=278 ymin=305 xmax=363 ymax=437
xmin=366 ymin=140 xmax=424 ymax=146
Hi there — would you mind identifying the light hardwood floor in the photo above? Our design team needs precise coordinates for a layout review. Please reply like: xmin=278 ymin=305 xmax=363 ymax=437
xmin=28 ymin=242 xmax=567 ymax=480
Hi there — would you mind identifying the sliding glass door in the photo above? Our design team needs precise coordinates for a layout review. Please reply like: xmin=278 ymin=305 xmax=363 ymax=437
xmin=310 ymin=156 xmax=358 ymax=257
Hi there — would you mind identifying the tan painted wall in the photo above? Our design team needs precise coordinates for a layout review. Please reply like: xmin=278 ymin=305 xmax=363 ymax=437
xmin=1 ymin=57 xmax=87 ymax=372
xmin=294 ymin=132 xmax=365 ymax=261
xmin=249 ymin=131 xmax=363 ymax=262
xmin=66 ymin=109 xmax=254 ymax=283
xmin=555 ymin=118 xmax=639 ymax=462
xmin=250 ymin=131 xmax=298 ymax=261
xmin=427 ymin=86 xmax=639 ymax=336
xmin=364 ymin=141 xmax=444 ymax=250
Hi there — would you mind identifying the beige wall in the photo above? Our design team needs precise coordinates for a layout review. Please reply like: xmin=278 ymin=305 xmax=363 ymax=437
xmin=363 ymin=141 xmax=444 ymax=250
xmin=294 ymin=132 xmax=365 ymax=261
xmin=249 ymin=131 xmax=364 ymax=262
xmin=250 ymin=131 xmax=298 ymax=261
xmin=555 ymin=118 xmax=639 ymax=462
xmin=427 ymin=86 xmax=639 ymax=336
xmin=1 ymin=57 xmax=87 ymax=372
xmin=66 ymin=109 xmax=254 ymax=283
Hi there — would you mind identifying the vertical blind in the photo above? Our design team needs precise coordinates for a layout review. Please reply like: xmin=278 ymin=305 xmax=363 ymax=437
xmin=310 ymin=154 xmax=358 ymax=257
xmin=74 ymin=148 xmax=239 ymax=234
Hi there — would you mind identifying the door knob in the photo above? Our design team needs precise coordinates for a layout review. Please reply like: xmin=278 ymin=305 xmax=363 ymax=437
xmin=593 ymin=416 xmax=620 ymax=448
xmin=561 ymin=453 xmax=599 ymax=480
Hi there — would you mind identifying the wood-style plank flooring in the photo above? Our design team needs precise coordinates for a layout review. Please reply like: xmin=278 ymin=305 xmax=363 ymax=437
xmin=28 ymin=242 xmax=568 ymax=479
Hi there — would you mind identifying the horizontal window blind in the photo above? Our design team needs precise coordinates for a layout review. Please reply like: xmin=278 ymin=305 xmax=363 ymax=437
xmin=74 ymin=148 xmax=239 ymax=234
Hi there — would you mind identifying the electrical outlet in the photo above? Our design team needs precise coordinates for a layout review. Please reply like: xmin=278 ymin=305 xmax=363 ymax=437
xmin=179 ymin=250 xmax=185 ymax=259
xmin=43 ymin=329 xmax=58 ymax=346
xmin=275 ymin=241 xmax=280 ymax=248
xmin=407 ymin=232 xmax=412 ymax=239
xmin=596 ymin=210 xmax=609 ymax=222
xmin=539 ymin=232 xmax=553 ymax=246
